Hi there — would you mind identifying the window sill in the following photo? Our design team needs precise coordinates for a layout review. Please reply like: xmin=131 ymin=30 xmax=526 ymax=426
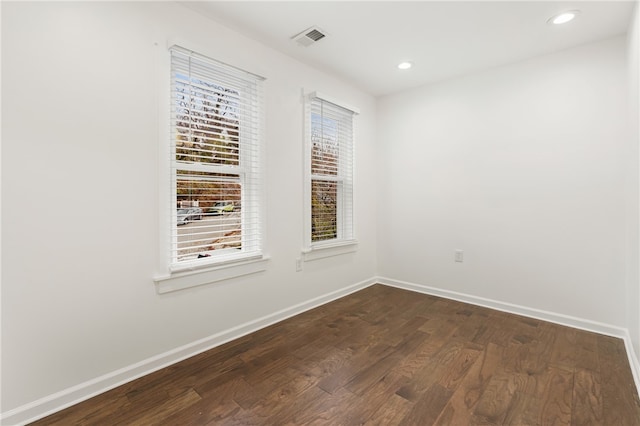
xmin=154 ymin=256 xmax=269 ymax=294
xmin=302 ymin=240 xmax=358 ymax=262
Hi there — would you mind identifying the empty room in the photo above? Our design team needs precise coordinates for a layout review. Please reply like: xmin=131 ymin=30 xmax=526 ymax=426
xmin=2 ymin=1 xmax=640 ymax=424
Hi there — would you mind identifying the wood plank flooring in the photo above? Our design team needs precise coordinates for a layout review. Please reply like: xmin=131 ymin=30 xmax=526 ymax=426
xmin=31 ymin=284 xmax=640 ymax=425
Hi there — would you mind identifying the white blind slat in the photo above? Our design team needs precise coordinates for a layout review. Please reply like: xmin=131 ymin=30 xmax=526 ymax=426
xmin=309 ymin=95 xmax=355 ymax=243
xmin=170 ymin=46 xmax=263 ymax=265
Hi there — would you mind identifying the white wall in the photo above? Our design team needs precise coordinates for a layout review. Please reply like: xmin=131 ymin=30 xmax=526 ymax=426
xmin=1 ymin=1 xmax=377 ymax=415
xmin=377 ymin=36 xmax=631 ymax=327
xmin=629 ymin=2 xmax=640 ymax=358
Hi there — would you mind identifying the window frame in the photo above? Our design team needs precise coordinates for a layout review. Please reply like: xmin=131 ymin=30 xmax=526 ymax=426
xmin=154 ymin=45 xmax=267 ymax=293
xmin=303 ymin=92 xmax=359 ymax=260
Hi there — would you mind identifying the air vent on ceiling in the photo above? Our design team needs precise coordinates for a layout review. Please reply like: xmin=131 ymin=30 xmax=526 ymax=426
xmin=292 ymin=26 xmax=327 ymax=47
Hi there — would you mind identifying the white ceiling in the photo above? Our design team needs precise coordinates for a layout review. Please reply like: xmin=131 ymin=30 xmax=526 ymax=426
xmin=184 ymin=1 xmax=635 ymax=97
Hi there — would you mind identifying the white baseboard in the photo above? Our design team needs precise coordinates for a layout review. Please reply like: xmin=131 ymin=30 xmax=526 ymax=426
xmin=377 ymin=276 xmax=640 ymax=396
xmin=1 ymin=277 xmax=377 ymax=426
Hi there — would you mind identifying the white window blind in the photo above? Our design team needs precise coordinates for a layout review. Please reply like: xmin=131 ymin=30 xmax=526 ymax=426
xmin=169 ymin=46 xmax=263 ymax=270
xmin=307 ymin=95 xmax=355 ymax=246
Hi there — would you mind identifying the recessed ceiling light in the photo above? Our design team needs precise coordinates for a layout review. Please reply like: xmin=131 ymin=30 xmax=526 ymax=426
xmin=548 ymin=10 xmax=580 ymax=25
xmin=397 ymin=62 xmax=412 ymax=70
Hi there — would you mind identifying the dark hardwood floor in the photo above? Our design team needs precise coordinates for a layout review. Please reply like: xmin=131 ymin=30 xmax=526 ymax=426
xmin=32 ymin=284 xmax=640 ymax=425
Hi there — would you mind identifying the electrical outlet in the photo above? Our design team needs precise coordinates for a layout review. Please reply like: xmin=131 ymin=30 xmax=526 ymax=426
xmin=296 ymin=258 xmax=303 ymax=272
xmin=455 ymin=250 xmax=464 ymax=263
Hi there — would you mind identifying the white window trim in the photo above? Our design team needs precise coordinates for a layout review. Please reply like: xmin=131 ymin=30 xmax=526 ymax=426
xmin=154 ymin=42 xmax=268 ymax=293
xmin=302 ymin=240 xmax=358 ymax=262
xmin=302 ymin=91 xmax=359 ymax=261
xmin=154 ymin=256 xmax=269 ymax=294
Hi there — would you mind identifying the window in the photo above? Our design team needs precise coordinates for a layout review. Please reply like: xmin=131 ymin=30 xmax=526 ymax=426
xmin=304 ymin=93 xmax=357 ymax=252
xmin=169 ymin=46 xmax=263 ymax=271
